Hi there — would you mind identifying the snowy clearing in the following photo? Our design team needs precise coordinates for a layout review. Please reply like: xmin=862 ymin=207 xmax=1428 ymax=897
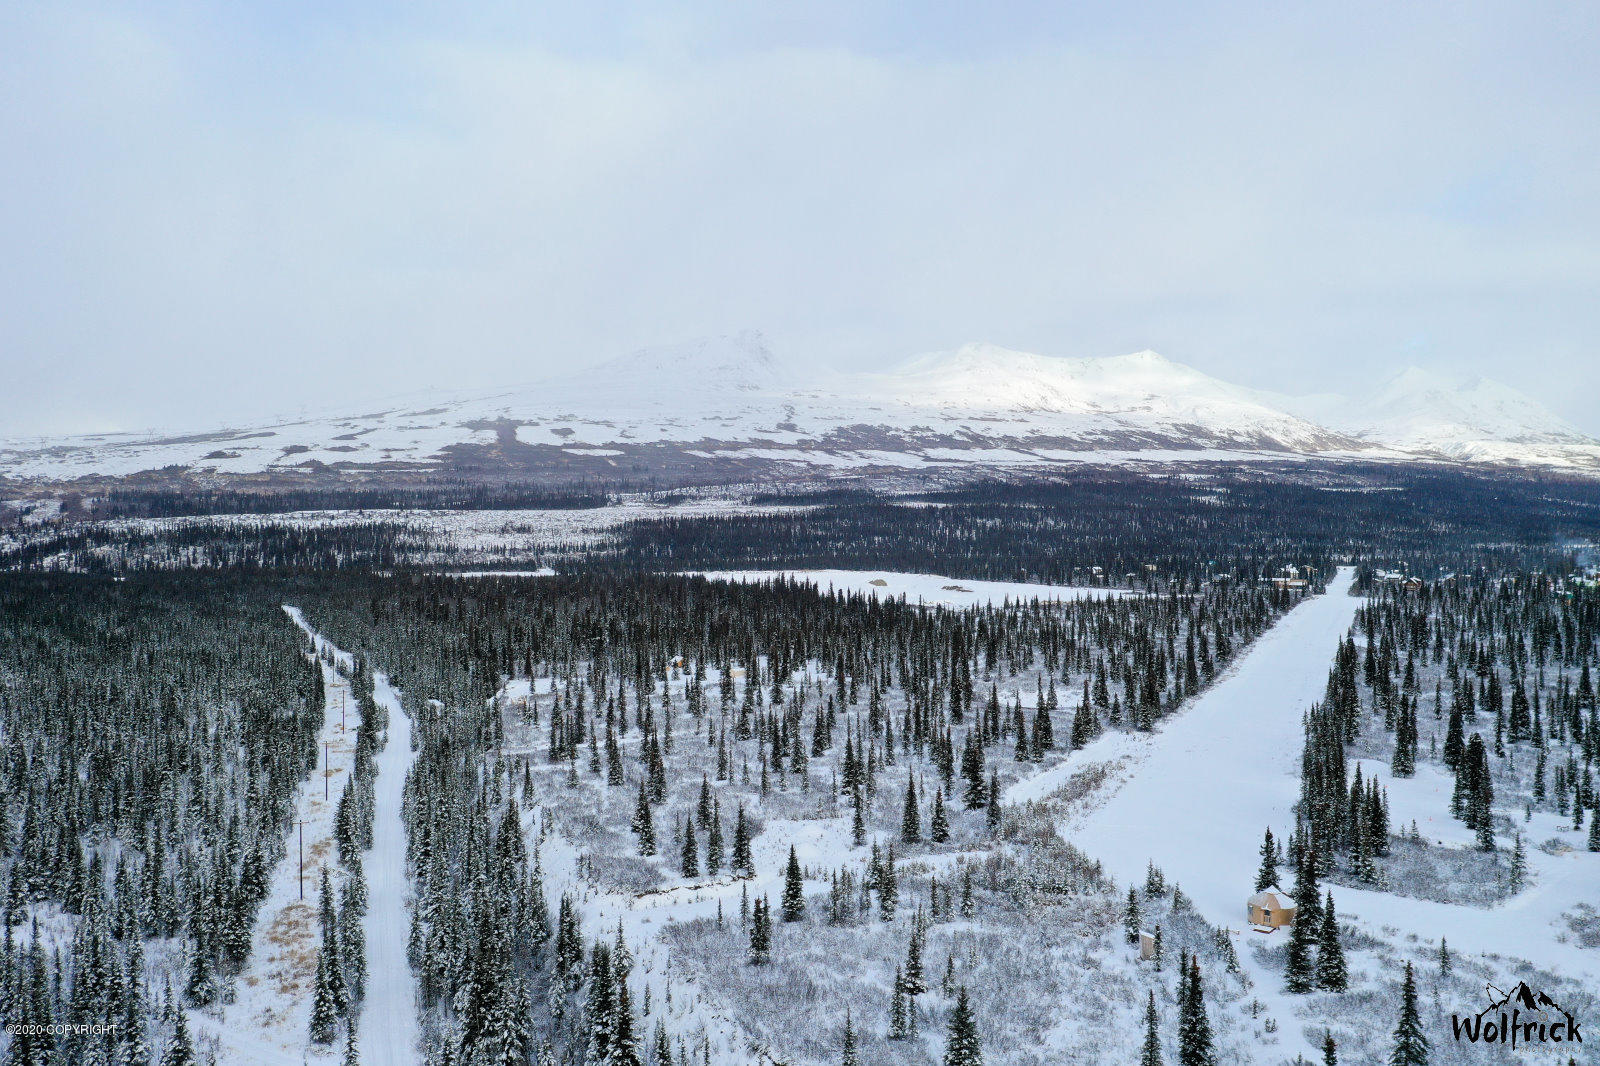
xmin=688 ymin=568 xmax=1134 ymax=608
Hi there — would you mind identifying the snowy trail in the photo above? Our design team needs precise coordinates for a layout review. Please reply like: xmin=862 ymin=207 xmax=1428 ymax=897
xmin=1067 ymin=569 xmax=1362 ymax=921
xmin=199 ymin=608 xmax=362 ymax=1065
xmin=1060 ymin=569 xmax=1363 ymax=1063
xmin=201 ymin=608 xmax=420 ymax=1066
xmin=360 ymin=671 xmax=422 ymax=1066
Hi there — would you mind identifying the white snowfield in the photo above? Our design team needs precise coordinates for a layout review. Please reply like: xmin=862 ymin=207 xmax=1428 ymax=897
xmin=198 ymin=610 xmax=419 ymax=1066
xmin=688 ymin=568 xmax=1134 ymax=608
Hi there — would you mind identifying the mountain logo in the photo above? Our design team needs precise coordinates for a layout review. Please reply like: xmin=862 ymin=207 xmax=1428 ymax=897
xmin=1450 ymin=981 xmax=1582 ymax=1048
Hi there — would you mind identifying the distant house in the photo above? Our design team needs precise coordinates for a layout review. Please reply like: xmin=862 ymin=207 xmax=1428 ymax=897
xmin=1248 ymin=888 xmax=1295 ymax=930
xmin=1138 ymin=930 xmax=1157 ymax=961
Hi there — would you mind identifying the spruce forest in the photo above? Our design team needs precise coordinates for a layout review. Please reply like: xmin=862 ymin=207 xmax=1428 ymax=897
xmin=2 ymin=471 xmax=1599 ymax=1065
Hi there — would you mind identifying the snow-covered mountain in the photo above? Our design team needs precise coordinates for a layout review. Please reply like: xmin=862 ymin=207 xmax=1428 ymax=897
xmin=3 ymin=333 xmax=1597 ymax=484
xmin=1273 ymin=366 xmax=1600 ymax=468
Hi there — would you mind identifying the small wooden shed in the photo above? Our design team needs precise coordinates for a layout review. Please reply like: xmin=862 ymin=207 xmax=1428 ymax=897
xmin=1138 ymin=930 xmax=1157 ymax=961
xmin=1247 ymin=888 xmax=1295 ymax=929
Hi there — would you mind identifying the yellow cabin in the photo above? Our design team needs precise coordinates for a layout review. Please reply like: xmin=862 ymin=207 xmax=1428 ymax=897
xmin=1247 ymin=888 xmax=1296 ymax=929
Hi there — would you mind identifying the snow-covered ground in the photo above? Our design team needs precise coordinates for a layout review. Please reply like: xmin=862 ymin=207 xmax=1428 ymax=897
xmin=1339 ymin=756 xmax=1600 ymax=986
xmin=689 ymin=568 xmax=1134 ymax=607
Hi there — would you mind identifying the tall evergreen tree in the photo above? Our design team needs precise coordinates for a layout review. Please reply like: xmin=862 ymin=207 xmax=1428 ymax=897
xmin=901 ymin=778 xmax=921 ymax=844
xmin=1254 ymin=827 xmax=1279 ymax=892
xmin=943 ymin=986 xmax=982 ymax=1066
xmin=1315 ymin=892 xmax=1347 ymax=992
xmin=1177 ymin=958 xmax=1214 ymax=1066
xmin=1387 ymin=962 xmax=1429 ymax=1066
xmin=309 ymin=954 xmax=339 ymax=1044
xmin=1140 ymin=990 xmax=1162 ymax=1066
xmin=1284 ymin=903 xmax=1317 ymax=993
xmin=747 ymin=896 xmax=771 ymax=965
xmin=781 ymin=846 xmax=805 ymax=922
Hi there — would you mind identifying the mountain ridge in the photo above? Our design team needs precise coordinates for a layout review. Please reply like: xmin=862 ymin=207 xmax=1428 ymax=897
xmin=3 ymin=334 xmax=1597 ymax=485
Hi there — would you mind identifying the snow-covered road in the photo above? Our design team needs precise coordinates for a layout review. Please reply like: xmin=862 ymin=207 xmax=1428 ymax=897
xmin=203 ymin=609 xmax=419 ymax=1066
xmin=359 ymin=671 xmax=421 ymax=1066
xmin=1068 ymin=569 xmax=1362 ymax=929
xmin=1062 ymin=568 xmax=1362 ymax=1062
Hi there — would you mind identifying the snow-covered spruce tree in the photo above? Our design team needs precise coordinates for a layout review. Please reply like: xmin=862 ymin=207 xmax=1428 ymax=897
xmin=309 ymin=953 xmax=339 ymax=1044
xmin=903 ymin=921 xmax=927 ymax=995
xmin=1291 ymin=842 xmax=1322 ymax=928
xmin=732 ymin=805 xmax=755 ymax=876
xmin=901 ymin=777 xmax=921 ymax=844
xmin=877 ymin=845 xmax=899 ymax=921
xmin=680 ymin=817 xmax=699 ymax=878
xmin=1177 ymin=957 xmax=1214 ymax=1066
xmin=1387 ymin=961 xmax=1429 ymax=1066
xmin=930 ymin=790 xmax=950 ymax=843
xmin=1254 ymin=827 xmax=1278 ymax=891
xmin=632 ymin=779 xmax=657 ymax=856
xmin=1322 ymin=1031 xmax=1337 ymax=1066
xmin=888 ymin=967 xmax=912 ymax=1040
xmin=162 ymin=1007 xmax=197 ymax=1066
xmin=747 ymin=896 xmax=771 ymax=965
xmin=1124 ymin=887 xmax=1142 ymax=945
xmin=943 ymin=986 xmax=982 ymax=1066
xmin=781 ymin=846 xmax=805 ymax=921
xmin=1315 ymin=891 xmax=1347 ymax=992
xmin=706 ymin=801 xmax=725 ymax=873
xmin=1283 ymin=903 xmax=1317 ymax=993
xmin=840 ymin=1007 xmax=859 ymax=1066
xmin=1141 ymin=990 xmax=1162 ymax=1066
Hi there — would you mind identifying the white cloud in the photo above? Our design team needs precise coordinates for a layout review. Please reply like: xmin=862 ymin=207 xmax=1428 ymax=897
xmin=1 ymin=2 xmax=1596 ymax=436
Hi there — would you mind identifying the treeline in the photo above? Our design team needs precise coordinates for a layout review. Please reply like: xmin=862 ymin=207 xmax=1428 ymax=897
xmin=87 ymin=482 xmax=616 ymax=519
xmin=0 ymin=520 xmax=420 ymax=572
xmin=12 ymin=464 xmax=1600 ymax=583
xmin=597 ymin=467 xmax=1600 ymax=587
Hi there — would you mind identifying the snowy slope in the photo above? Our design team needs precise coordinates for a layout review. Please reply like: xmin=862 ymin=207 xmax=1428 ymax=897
xmin=3 ymin=334 xmax=1596 ymax=481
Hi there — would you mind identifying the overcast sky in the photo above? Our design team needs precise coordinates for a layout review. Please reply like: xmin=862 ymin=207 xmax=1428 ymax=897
xmin=2 ymin=1 xmax=1597 ymax=437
